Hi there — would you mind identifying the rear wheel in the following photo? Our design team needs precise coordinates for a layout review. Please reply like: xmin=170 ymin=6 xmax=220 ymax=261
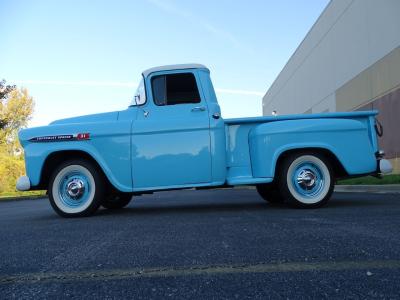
xmin=102 ymin=193 xmax=132 ymax=209
xmin=48 ymin=159 xmax=105 ymax=217
xmin=256 ymin=183 xmax=284 ymax=203
xmin=278 ymin=152 xmax=334 ymax=208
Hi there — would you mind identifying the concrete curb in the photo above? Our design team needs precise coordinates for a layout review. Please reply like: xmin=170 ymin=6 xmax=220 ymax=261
xmin=234 ymin=185 xmax=400 ymax=194
xmin=1 ymin=185 xmax=399 ymax=202
xmin=334 ymin=184 xmax=400 ymax=194
xmin=0 ymin=195 xmax=46 ymax=202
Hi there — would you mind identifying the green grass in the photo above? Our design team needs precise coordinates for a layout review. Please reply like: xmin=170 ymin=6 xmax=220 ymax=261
xmin=0 ymin=190 xmax=46 ymax=200
xmin=337 ymin=174 xmax=400 ymax=185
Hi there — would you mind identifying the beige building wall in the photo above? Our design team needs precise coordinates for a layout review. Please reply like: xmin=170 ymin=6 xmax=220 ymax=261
xmin=262 ymin=0 xmax=400 ymax=171
xmin=336 ymin=47 xmax=400 ymax=111
xmin=263 ymin=0 xmax=400 ymax=115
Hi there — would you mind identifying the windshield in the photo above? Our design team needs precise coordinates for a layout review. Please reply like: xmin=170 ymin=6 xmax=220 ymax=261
xmin=130 ymin=78 xmax=146 ymax=106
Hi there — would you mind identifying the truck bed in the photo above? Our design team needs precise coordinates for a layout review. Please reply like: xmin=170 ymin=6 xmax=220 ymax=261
xmin=224 ymin=110 xmax=379 ymax=185
xmin=224 ymin=110 xmax=378 ymax=125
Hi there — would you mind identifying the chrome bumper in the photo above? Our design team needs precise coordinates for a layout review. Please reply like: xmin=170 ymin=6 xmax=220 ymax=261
xmin=376 ymin=150 xmax=393 ymax=175
xmin=378 ymin=159 xmax=393 ymax=174
xmin=16 ymin=176 xmax=31 ymax=191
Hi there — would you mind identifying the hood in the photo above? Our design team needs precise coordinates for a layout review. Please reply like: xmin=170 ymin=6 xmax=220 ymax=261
xmin=50 ymin=111 xmax=119 ymax=125
xmin=18 ymin=110 xmax=121 ymax=147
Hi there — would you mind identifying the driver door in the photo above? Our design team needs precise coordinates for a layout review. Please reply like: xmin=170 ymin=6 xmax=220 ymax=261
xmin=132 ymin=71 xmax=212 ymax=190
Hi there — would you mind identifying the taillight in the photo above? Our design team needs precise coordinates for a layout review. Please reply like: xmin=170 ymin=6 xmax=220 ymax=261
xmin=374 ymin=119 xmax=383 ymax=137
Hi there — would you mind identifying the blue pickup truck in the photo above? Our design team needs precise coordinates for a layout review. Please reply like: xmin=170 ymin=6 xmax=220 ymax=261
xmin=17 ymin=64 xmax=392 ymax=217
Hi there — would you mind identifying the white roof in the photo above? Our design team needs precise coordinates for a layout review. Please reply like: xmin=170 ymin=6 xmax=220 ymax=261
xmin=142 ymin=64 xmax=209 ymax=77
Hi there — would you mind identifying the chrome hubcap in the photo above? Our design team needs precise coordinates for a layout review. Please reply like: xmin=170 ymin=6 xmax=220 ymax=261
xmin=296 ymin=169 xmax=317 ymax=189
xmin=66 ymin=179 xmax=85 ymax=199
xmin=290 ymin=158 xmax=327 ymax=203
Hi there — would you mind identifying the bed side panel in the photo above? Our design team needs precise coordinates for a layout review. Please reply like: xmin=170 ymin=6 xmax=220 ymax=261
xmin=249 ymin=118 xmax=377 ymax=178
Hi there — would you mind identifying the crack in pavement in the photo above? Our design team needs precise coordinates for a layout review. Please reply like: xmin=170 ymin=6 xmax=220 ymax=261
xmin=1 ymin=259 xmax=400 ymax=285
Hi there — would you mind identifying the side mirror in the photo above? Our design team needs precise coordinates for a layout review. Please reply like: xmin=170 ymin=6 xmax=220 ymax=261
xmin=133 ymin=94 xmax=145 ymax=105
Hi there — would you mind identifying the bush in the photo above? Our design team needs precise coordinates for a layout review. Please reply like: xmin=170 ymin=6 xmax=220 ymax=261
xmin=0 ymin=150 xmax=25 ymax=193
xmin=0 ymin=80 xmax=34 ymax=195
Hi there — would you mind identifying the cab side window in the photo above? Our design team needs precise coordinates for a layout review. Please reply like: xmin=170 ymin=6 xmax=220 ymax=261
xmin=151 ymin=73 xmax=201 ymax=106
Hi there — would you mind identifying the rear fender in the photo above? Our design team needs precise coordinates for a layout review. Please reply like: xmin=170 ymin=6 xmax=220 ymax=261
xmin=249 ymin=118 xmax=377 ymax=178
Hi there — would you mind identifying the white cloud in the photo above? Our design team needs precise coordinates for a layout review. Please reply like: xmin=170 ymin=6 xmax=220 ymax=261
xmin=14 ymin=80 xmax=263 ymax=97
xmin=215 ymin=88 xmax=264 ymax=97
xmin=16 ymin=80 xmax=136 ymax=87
xmin=146 ymin=0 xmax=253 ymax=54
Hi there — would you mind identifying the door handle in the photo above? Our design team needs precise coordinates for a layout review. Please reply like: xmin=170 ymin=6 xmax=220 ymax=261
xmin=191 ymin=106 xmax=206 ymax=112
xmin=212 ymin=113 xmax=220 ymax=119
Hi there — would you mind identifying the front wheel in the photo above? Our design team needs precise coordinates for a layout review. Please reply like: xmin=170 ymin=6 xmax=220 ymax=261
xmin=102 ymin=193 xmax=132 ymax=209
xmin=48 ymin=159 xmax=105 ymax=217
xmin=278 ymin=153 xmax=334 ymax=208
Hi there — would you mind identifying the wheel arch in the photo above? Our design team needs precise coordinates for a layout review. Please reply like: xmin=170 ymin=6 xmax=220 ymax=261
xmin=274 ymin=147 xmax=348 ymax=180
xmin=39 ymin=150 xmax=114 ymax=190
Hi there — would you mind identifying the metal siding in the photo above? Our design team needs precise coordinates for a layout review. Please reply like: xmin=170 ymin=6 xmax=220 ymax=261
xmin=356 ymin=87 xmax=400 ymax=159
xmin=263 ymin=0 xmax=400 ymax=116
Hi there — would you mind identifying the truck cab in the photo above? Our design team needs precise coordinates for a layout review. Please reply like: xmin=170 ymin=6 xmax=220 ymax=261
xmin=17 ymin=64 xmax=392 ymax=217
xmin=127 ymin=65 xmax=226 ymax=190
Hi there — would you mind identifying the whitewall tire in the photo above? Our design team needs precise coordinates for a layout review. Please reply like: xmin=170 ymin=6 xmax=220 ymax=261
xmin=278 ymin=153 xmax=334 ymax=208
xmin=48 ymin=159 xmax=105 ymax=217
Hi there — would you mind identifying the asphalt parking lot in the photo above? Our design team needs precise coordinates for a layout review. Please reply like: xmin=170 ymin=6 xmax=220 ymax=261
xmin=0 ymin=188 xmax=400 ymax=299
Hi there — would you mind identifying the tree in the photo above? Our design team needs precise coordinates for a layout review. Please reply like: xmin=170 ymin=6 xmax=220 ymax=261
xmin=0 ymin=80 xmax=34 ymax=154
xmin=0 ymin=79 xmax=16 ymax=130
xmin=0 ymin=79 xmax=16 ymax=101
xmin=0 ymin=80 xmax=34 ymax=193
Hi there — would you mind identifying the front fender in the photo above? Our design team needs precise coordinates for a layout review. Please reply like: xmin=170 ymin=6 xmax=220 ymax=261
xmin=249 ymin=118 xmax=377 ymax=178
xmin=24 ymin=143 xmax=131 ymax=192
xmin=20 ymin=121 xmax=132 ymax=192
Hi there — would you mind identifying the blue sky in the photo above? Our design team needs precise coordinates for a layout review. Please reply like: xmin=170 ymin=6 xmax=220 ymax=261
xmin=1 ymin=0 xmax=328 ymax=126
